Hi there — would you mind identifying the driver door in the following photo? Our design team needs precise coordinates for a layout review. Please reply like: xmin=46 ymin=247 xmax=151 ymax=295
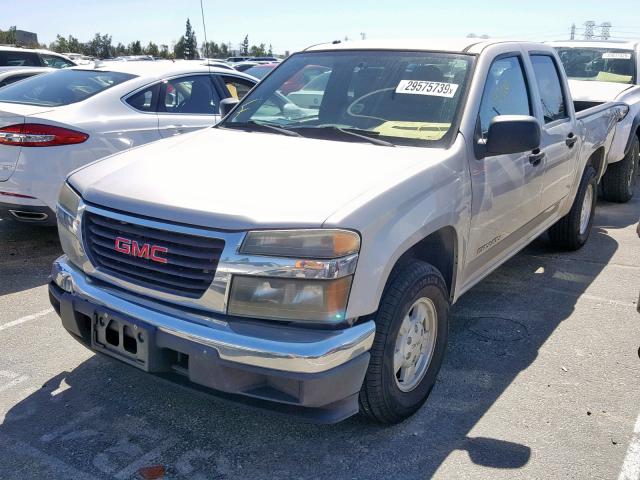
xmin=464 ymin=54 xmax=545 ymax=283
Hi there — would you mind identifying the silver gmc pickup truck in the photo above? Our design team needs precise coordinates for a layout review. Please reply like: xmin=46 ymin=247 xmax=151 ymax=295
xmin=49 ymin=39 xmax=625 ymax=424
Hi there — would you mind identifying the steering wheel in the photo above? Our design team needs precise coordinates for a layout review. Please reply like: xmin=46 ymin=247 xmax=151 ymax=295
xmin=346 ymin=87 xmax=395 ymax=123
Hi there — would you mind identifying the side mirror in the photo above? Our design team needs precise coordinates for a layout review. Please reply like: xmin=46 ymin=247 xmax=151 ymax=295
xmin=219 ymin=98 xmax=240 ymax=117
xmin=476 ymin=115 xmax=541 ymax=158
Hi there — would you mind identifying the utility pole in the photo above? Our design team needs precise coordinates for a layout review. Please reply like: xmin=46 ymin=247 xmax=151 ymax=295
xmin=584 ymin=21 xmax=596 ymax=40
xmin=570 ymin=23 xmax=576 ymax=40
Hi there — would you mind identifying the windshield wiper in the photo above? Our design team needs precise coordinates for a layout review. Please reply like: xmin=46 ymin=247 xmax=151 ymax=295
xmin=291 ymin=126 xmax=395 ymax=147
xmin=222 ymin=120 xmax=301 ymax=137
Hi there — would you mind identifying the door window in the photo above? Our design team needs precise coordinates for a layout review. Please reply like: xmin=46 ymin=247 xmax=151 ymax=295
xmin=479 ymin=56 xmax=531 ymax=136
xmin=220 ymin=76 xmax=255 ymax=100
xmin=161 ymin=75 xmax=220 ymax=114
xmin=41 ymin=54 xmax=75 ymax=69
xmin=0 ymin=51 xmax=40 ymax=67
xmin=530 ymin=55 xmax=568 ymax=124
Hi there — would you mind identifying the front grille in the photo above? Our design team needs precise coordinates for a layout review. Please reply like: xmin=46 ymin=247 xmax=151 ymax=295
xmin=83 ymin=211 xmax=225 ymax=298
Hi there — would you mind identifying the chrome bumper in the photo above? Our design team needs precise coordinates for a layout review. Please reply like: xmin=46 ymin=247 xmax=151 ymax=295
xmin=51 ymin=255 xmax=375 ymax=374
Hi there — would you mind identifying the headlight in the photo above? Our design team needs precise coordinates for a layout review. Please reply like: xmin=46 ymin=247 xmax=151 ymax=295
xmin=228 ymin=275 xmax=352 ymax=323
xmin=56 ymin=182 xmax=85 ymax=267
xmin=229 ymin=229 xmax=360 ymax=323
xmin=57 ymin=181 xmax=81 ymax=235
xmin=240 ymin=229 xmax=360 ymax=258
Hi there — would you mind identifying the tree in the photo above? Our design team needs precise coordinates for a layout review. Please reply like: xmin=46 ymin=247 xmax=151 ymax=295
xmin=268 ymin=44 xmax=273 ymax=56
xmin=249 ymin=43 xmax=266 ymax=57
xmin=159 ymin=44 xmax=170 ymax=58
xmin=128 ymin=40 xmax=142 ymax=55
xmin=173 ymin=36 xmax=185 ymax=59
xmin=86 ymin=33 xmax=113 ymax=58
xmin=202 ymin=41 xmax=221 ymax=58
xmin=145 ymin=42 xmax=159 ymax=57
xmin=0 ymin=26 xmax=17 ymax=45
xmin=182 ymin=18 xmax=198 ymax=59
xmin=240 ymin=35 xmax=249 ymax=55
xmin=220 ymin=43 xmax=229 ymax=57
xmin=115 ymin=42 xmax=127 ymax=56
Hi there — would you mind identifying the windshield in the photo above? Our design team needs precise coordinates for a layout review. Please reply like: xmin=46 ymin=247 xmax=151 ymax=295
xmin=0 ymin=69 xmax=136 ymax=107
xmin=220 ymin=50 xmax=473 ymax=147
xmin=244 ymin=65 xmax=276 ymax=79
xmin=555 ymin=47 xmax=636 ymax=84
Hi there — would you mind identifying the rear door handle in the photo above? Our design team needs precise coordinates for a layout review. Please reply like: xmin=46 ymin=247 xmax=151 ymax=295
xmin=529 ymin=149 xmax=545 ymax=166
xmin=566 ymin=133 xmax=578 ymax=148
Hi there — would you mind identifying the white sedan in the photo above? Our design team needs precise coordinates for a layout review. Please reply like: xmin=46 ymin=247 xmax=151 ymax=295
xmin=0 ymin=61 xmax=257 ymax=224
xmin=0 ymin=67 xmax=55 ymax=88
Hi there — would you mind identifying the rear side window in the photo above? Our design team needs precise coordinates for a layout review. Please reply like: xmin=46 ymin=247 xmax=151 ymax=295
xmin=0 ymin=73 xmax=35 ymax=88
xmin=479 ymin=56 xmax=531 ymax=136
xmin=530 ymin=55 xmax=568 ymax=124
xmin=0 ymin=51 xmax=40 ymax=67
xmin=125 ymin=84 xmax=160 ymax=112
xmin=0 ymin=70 xmax=136 ymax=107
xmin=41 ymin=54 xmax=75 ymax=69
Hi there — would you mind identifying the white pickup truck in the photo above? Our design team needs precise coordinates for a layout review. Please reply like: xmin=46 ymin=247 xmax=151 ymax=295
xmin=550 ymin=40 xmax=640 ymax=202
xmin=49 ymin=39 xmax=625 ymax=424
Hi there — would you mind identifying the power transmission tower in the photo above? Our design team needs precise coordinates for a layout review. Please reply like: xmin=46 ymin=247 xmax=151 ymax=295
xmin=600 ymin=22 xmax=611 ymax=40
xmin=584 ymin=20 xmax=596 ymax=40
xmin=570 ymin=23 xmax=576 ymax=40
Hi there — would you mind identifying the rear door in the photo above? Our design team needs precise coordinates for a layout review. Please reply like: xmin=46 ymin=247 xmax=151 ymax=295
xmin=120 ymin=82 xmax=163 ymax=146
xmin=525 ymin=52 xmax=578 ymax=211
xmin=157 ymin=74 xmax=221 ymax=138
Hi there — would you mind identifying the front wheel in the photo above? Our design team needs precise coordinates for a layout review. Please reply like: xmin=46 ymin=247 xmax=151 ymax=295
xmin=548 ymin=165 xmax=597 ymax=251
xmin=359 ymin=261 xmax=449 ymax=424
xmin=601 ymin=136 xmax=639 ymax=203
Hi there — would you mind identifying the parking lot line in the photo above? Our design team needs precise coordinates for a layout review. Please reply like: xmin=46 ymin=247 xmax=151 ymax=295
xmin=0 ymin=308 xmax=54 ymax=332
xmin=618 ymin=413 xmax=640 ymax=480
xmin=0 ymin=434 xmax=100 ymax=480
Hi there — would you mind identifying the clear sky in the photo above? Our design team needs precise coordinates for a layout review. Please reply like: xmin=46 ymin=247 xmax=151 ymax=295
xmin=2 ymin=0 xmax=640 ymax=54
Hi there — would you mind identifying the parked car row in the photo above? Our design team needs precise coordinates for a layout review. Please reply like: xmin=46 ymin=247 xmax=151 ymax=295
xmin=0 ymin=61 xmax=257 ymax=222
xmin=42 ymin=37 xmax=634 ymax=425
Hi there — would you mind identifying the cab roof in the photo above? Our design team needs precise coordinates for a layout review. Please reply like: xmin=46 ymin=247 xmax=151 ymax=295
xmin=547 ymin=39 xmax=640 ymax=51
xmin=303 ymin=38 xmax=550 ymax=55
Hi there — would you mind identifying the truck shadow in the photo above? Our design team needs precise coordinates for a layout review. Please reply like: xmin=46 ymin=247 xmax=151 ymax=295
xmin=0 ymin=220 xmax=61 ymax=296
xmin=0 ymin=195 xmax=633 ymax=478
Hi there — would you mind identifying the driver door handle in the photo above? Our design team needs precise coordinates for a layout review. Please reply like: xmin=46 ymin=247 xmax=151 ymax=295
xmin=529 ymin=149 xmax=545 ymax=166
xmin=566 ymin=133 xmax=578 ymax=148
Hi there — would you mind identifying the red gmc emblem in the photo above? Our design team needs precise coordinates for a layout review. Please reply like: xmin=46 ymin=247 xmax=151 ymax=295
xmin=114 ymin=236 xmax=168 ymax=264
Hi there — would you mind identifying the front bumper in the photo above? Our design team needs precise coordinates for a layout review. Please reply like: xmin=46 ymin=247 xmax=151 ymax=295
xmin=49 ymin=256 xmax=375 ymax=422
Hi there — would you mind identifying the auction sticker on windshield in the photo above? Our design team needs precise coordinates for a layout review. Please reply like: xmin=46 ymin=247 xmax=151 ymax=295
xmin=602 ymin=52 xmax=632 ymax=59
xmin=396 ymin=80 xmax=459 ymax=98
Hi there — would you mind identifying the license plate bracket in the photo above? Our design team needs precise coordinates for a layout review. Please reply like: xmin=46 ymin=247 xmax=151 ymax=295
xmin=91 ymin=311 xmax=154 ymax=371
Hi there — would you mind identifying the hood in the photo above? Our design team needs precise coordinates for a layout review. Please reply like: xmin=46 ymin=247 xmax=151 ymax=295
xmin=70 ymin=127 xmax=448 ymax=230
xmin=567 ymin=79 xmax=633 ymax=103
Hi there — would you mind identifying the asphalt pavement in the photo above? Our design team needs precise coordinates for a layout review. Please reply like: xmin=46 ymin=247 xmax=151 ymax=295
xmin=0 ymin=188 xmax=638 ymax=480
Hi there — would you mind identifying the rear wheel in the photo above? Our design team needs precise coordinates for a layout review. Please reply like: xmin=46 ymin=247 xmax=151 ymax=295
xmin=548 ymin=165 xmax=597 ymax=251
xmin=359 ymin=261 xmax=449 ymax=424
xmin=601 ymin=135 xmax=639 ymax=203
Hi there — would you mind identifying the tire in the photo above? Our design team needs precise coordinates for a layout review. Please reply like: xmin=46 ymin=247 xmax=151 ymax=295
xmin=601 ymin=135 xmax=639 ymax=203
xmin=359 ymin=261 xmax=449 ymax=424
xmin=548 ymin=165 xmax=597 ymax=251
